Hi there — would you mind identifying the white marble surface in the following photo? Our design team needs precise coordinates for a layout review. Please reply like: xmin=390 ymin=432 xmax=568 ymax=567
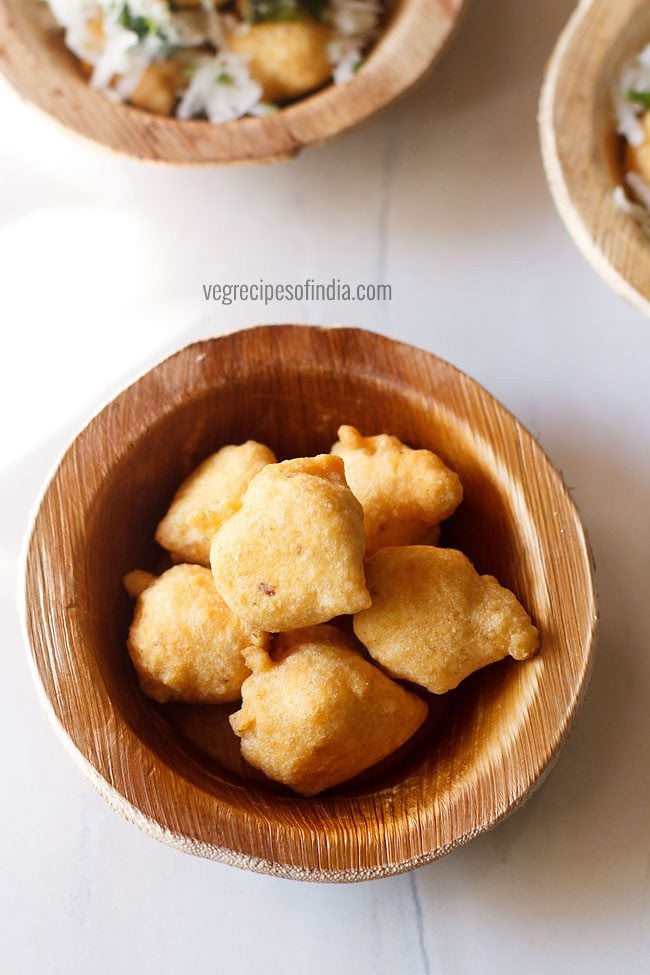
xmin=2 ymin=1 xmax=650 ymax=972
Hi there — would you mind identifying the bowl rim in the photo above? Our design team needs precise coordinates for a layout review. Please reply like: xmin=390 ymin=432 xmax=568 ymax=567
xmin=0 ymin=0 xmax=466 ymax=165
xmin=20 ymin=325 xmax=599 ymax=882
xmin=539 ymin=0 xmax=650 ymax=319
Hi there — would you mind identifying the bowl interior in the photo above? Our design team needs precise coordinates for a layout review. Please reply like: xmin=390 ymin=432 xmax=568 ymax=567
xmin=24 ymin=327 xmax=596 ymax=878
xmin=84 ymin=363 xmax=537 ymax=795
xmin=0 ymin=0 xmax=463 ymax=164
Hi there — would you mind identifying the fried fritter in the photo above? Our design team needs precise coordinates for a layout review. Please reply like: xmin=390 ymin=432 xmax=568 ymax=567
xmin=230 ymin=624 xmax=428 ymax=796
xmin=122 ymin=569 xmax=156 ymax=599
xmin=126 ymin=564 xmax=268 ymax=704
xmin=354 ymin=546 xmax=539 ymax=694
xmin=130 ymin=59 xmax=188 ymax=116
xmin=626 ymin=111 xmax=650 ymax=185
xmin=155 ymin=441 xmax=276 ymax=566
xmin=226 ymin=20 xmax=333 ymax=103
xmin=331 ymin=425 xmax=463 ymax=555
xmin=210 ymin=455 xmax=371 ymax=631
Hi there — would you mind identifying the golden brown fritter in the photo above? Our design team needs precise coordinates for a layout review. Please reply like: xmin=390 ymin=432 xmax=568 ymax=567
xmin=122 ymin=569 xmax=156 ymax=598
xmin=354 ymin=546 xmax=539 ymax=694
xmin=130 ymin=60 xmax=188 ymax=116
xmin=331 ymin=425 xmax=463 ymax=555
xmin=226 ymin=21 xmax=333 ymax=103
xmin=210 ymin=454 xmax=371 ymax=631
xmin=626 ymin=111 xmax=650 ymax=185
xmin=156 ymin=440 xmax=276 ymax=566
xmin=230 ymin=624 xmax=428 ymax=796
xmin=126 ymin=564 xmax=269 ymax=704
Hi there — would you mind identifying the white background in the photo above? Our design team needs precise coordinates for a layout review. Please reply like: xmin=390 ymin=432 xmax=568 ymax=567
xmin=2 ymin=1 xmax=649 ymax=972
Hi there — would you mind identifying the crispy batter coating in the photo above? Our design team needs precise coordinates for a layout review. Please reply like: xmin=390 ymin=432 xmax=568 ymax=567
xmin=626 ymin=111 xmax=650 ymax=185
xmin=130 ymin=60 xmax=188 ymax=117
xmin=354 ymin=546 xmax=539 ymax=694
xmin=126 ymin=564 xmax=268 ymax=704
xmin=230 ymin=625 xmax=428 ymax=796
xmin=155 ymin=441 xmax=276 ymax=566
xmin=226 ymin=21 xmax=333 ymax=103
xmin=122 ymin=569 xmax=156 ymax=599
xmin=331 ymin=426 xmax=463 ymax=555
xmin=210 ymin=455 xmax=371 ymax=631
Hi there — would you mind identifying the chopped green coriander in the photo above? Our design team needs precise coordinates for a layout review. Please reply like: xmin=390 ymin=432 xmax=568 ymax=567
xmin=353 ymin=59 xmax=364 ymax=74
xmin=118 ymin=3 xmax=165 ymax=42
xmin=217 ymin=72 xmax=234 ymax=85
xmin=625 ymin=89 xmax=650 ymax=108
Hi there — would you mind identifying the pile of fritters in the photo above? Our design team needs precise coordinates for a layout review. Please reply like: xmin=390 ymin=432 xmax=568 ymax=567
xmin=125 ymin=426 xmax=539 ymax=797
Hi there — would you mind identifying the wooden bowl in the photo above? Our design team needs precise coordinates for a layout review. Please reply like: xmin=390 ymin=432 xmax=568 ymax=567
xmin=22 ymin=326 xmax=597 ymax=881
xmin=540 ymin=0 xmax=650 ymax=317
xmin=0 ymin=0 xmax=465 ymax=165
